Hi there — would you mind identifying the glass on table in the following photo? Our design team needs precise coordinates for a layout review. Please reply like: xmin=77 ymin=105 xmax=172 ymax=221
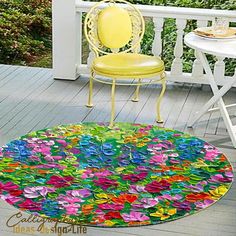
xmin=212 ymin=17 xmax=229 ymax=35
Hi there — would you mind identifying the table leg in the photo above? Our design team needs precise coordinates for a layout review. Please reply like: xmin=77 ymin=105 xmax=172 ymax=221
xmin=188 ymin=75 xmax=236 ymax=126
xmin=188 ymin=51 xmax=236 ymax=147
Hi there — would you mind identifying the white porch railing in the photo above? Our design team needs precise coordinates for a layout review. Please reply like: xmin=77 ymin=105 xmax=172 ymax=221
xmin=52 ymin=0 xmax=236 ymax=86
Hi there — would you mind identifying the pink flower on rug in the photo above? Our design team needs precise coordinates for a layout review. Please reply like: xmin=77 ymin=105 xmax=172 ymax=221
xmin=156 ymin=143 xmax=170 ymax=149
xmin=94 ymin=170 xmax=113 ymax=178
xmin=44 ymin=155 xmax=63 ymax=161
xmin=194 ymin=199 xmax=214 ymax=208
xmin=225 ymin=171 xmax=233 ymax=178
xmin=209 ymin=174 xmax=232 ymax=183
xmin=172 ymin=200 xmax=192 ymax=211
xmin=95 ymin=209 xmax=105 ymax=216
xmin=158 ymin=194 xmax=182 ymax=201
xmin=152 ymin=138 xmax=160 ymax=142
xmin=173 ymin=133 xmax=181 ymax=137
xmin=128 ymin=185 xmax=147 ymax=194
xmin=0 ymin=182 xmax=19 ymax=193
xmin=145 ymin=180 xmax=171 ymax=193
xmin=44 ymin=140 xmax=55 ymax=146
xmin=58 ymin=196 xmax=83 ymax=204
xmin=149 ymin=154 xmax=168 ymax=165
xmin=204 ymin=149 xmax=221 ymax=161
xmin=93 ymin=177 xmax=118 ymax=190
xmin=132 ymin=198 xmax=159 ymax=209
xmin=98 ymin=203 xmax=124 ymax=210
xmin=18 ymin=199 xmax=42 ymax=211
xmin=40 ymin=146 xmax=51 ymax=155
xmin=24 ymin=186 xmax=55 ymax=198
xmin=57 ymin=139 xmax=68 ymax=147
xmin=138 ymin=126 xmax=151 ymax=133
xmin=199 ymin=180 xmax=208 ymax=186
xmin=68 ymin=148 xmax=80 ymax=154
xmin=168 ymin=153 xmax=179 ymax=158
xmin=67 ymin=189 xmax=91 ymax=198
xmin=1 ymin=194 xmax=22 ymax=204
xmin=59 ymin=202 xmax=81 ymax=215
xmin=183 ymin=183 xmax=204 ymax=193
xmin=81 ymin=169 xmax=94 ymax=179
xmin=147 ymin=144 xmax=161 ymax=151
xmin=121 ymin=211 xmax=150 ymax=222
xmin=29 ymin=155 xmax=41 ymax=162
xmin=135 ymin=166 xmax=149 ymax=172
xmin=58 ymin=195 xmax=83 ymax=215
xmin=46 ymin=175 xmax=74 ymax=188
xmin=64 ymin=205 xmax=80 ymax=215
xmin=36 ymin=163 xmax=66 ymax=170
xmin=169 ymin=158 xmax=180 ymax=164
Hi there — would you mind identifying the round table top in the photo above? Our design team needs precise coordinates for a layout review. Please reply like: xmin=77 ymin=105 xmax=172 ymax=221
xmin=184 ymin=32 xmax=236 ymax=59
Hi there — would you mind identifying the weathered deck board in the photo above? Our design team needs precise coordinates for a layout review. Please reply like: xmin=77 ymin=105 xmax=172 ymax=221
xmin=0 ymin=65 xmax=236 ymax=236
xmin=0 ymin=69 xmax=51 ymax=132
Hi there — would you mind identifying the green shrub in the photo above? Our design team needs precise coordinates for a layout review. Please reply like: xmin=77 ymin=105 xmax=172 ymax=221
xmin=0 ymin=0 xmax=51 ymax=64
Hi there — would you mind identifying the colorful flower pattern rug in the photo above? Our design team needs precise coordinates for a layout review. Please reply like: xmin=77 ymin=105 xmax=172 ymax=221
xmin=0 ymin=123 xmax=233 ymax=227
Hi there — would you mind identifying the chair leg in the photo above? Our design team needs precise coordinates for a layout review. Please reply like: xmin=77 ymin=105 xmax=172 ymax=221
xmin=109 ymin=79 xmax=116 ymax=128
xmin=156 ymin=73 xmax=166 ymax=123
xmin=86 ymin=71 xmax=94 ymax=108
xmin=132 ymin=79 xmax=141 ymax=102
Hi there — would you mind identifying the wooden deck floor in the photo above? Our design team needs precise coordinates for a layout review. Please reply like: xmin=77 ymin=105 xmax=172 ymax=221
xmin=0 ymin=64 xmax=236 ymax=236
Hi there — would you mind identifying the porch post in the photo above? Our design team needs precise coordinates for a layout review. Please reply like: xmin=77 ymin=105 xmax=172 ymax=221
xmin=52 ymin=0 xmax=81 ymax=80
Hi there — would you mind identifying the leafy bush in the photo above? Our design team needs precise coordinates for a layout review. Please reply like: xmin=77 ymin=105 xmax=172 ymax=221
xmin=0 ymin=0 xmax=51 ymax=65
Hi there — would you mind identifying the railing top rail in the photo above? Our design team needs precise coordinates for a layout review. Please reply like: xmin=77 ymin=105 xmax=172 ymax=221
xmin=75 ymin=0 xmax=236 ymax=21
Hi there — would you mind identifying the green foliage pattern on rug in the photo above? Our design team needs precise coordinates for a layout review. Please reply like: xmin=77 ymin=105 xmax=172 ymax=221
xmin=0 ymin=123 xmax=233 ymax=227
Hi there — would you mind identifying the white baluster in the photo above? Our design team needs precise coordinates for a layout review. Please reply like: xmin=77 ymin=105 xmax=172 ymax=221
xmin=192 ymin=20 xmax=208 ymax=78
xmin=171 ymin=19 xmax=187 ymax=76
xmin=214 ymin=56 xmax=225 ymax=81
xmin=152 ymin=17 xmax=164 ymax=57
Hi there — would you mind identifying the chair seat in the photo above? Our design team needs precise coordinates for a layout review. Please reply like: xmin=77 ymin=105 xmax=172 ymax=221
xmin=92 ymin=53 xmax=164 ymax=77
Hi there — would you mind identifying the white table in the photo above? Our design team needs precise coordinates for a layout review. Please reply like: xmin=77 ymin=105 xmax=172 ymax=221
xmin=184 ymin=32 xmax=236 ymax=147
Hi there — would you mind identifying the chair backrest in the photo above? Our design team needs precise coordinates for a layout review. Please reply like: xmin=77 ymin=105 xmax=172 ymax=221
xmin=84 ymin=0 xmax=145 ymax=56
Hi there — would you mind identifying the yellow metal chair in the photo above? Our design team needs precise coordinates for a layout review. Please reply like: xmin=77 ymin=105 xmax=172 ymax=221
xmin=84 ymin=0 xmax=166 ymax=127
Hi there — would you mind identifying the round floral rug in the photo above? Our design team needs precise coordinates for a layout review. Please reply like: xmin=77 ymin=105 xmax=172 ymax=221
xmin=0 ymin=123 xmax=233 ymax=227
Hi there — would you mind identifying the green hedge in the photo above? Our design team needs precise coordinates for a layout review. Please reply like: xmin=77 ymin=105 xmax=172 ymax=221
xmin=0 ymin=0 xmax=235 ymax=74
xmin=0 ymin=0 xmax=51 ymax=65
